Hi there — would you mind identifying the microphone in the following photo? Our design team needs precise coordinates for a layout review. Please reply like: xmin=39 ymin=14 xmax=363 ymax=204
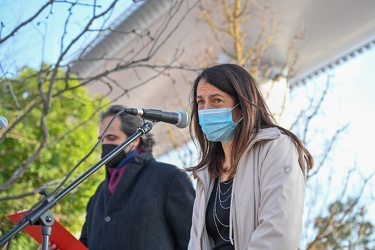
xmin=123 ymin=108 xmax=191 ymax=129
xmin=0 ymin=116 xmax=8 ymax=130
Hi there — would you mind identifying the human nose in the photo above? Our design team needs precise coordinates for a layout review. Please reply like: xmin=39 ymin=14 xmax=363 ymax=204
xmin=202 ymin=103 xmax=214 ymax=110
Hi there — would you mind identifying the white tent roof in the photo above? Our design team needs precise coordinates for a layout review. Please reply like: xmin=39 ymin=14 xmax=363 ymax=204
xmin=71 ymin=0 xmax=375 ymax=156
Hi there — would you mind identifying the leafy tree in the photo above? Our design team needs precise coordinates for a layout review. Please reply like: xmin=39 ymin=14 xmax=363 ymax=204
xmin=307 ymin=199 xmax=375 ymax=249
xmin=0 ymin=66 xmax=107 ymax=249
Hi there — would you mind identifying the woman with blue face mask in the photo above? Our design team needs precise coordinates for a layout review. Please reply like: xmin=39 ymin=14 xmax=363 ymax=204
xmin=187 ymin=64 xmax=314 ymax=250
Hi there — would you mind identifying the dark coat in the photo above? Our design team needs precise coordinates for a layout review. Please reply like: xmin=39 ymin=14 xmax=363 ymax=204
xmin=80 ymin=152 xmax=195 ymax=250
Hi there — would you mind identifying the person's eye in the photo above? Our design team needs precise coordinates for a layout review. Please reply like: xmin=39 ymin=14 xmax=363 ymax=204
xmin=197 ymin=99 xmax=204 ymax=106
xmin=107 ymin=135 xmax=117 ymax=141
xmin=214 ymin=98 xmax=222 ymax=104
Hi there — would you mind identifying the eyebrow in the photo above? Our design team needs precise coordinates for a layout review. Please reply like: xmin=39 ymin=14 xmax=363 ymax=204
xmin=196 ymin=93 xmax=225 ymax=99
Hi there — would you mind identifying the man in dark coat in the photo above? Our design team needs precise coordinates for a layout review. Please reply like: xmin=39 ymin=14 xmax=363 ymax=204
xmin=41 ymin=105 xmax=195 ymax=250
xmin=80 ymin=105 xmax=195 ymax=250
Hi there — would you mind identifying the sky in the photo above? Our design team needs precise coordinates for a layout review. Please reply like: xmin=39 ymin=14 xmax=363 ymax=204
xmin=1 ymin=0 xmax=375 ymax=244
xmin=290 ymin=47 xmax=375 ymax=172
xmin=0 ymin=0 xmax=135 ymax=73
xmin=294 ymin=48 xmax=375 ymax=239
xmin=330 ymin=49 xmax=375 ymax=174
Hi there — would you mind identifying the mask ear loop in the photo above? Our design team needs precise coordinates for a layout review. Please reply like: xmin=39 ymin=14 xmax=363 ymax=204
xmin=231 ymin=103 xmax=243 ymax=123
xmin=236 ymin=117 xmax=244 ymax=124
xmin=230 ymin=103 xmax=240 ymax=111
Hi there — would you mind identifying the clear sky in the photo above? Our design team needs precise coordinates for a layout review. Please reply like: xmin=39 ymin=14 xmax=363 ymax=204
xmin=291 ymin=47 xmax=375 ymax=176
xmin=333 ymin=48 xmax=375 ymax=174
xmin=0 ymin=0 xmax=133 ymax=73
xmin=293 ymin=48 xmax=375 ymax=232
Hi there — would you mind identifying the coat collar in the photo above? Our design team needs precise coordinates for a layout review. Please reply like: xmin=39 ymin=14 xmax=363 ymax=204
xmin=195 ymin=127 xmax=281 ymax=183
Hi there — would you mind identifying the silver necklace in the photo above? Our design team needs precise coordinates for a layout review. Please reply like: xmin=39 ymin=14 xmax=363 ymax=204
xmin=212 ymin=178 xmax=233 ymax=242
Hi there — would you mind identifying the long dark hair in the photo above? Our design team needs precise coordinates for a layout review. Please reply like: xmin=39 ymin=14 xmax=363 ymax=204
xmin=187 ymin=64 xmax=313 ymax=179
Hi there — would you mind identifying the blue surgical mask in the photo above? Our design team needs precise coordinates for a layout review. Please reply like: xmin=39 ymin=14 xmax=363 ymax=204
xmin=198 ymin=104 xmax=242 ymax=143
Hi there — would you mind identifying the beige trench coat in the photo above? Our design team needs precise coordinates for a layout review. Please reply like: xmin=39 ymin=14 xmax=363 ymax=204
xmin=188 ymin=127 xmax=307 ymax=250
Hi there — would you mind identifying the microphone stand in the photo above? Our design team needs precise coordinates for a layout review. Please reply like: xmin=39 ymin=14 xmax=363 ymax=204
xmin=0 ymin=120 xmax=156 ymax=249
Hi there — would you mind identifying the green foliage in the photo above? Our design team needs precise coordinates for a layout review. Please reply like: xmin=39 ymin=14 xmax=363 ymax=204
xmin=308 ymin=198 xmax=375 ymax=250
xmin=0 ymin=66 xmax=108 ymax=249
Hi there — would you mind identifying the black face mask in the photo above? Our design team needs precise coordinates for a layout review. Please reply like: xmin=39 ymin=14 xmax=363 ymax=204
xmin=101 ymin=144 xmax=127 ymax=168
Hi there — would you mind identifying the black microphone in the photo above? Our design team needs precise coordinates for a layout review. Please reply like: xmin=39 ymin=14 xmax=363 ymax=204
xmin=0 ymin=116 xmax=8 ymax=130
xmin=123 ymin=108 xmax=191 ymax=129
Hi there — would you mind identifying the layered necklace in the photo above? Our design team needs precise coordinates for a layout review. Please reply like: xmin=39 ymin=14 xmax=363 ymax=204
xmin=212 ymin=177 xmax=233 ymax=242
